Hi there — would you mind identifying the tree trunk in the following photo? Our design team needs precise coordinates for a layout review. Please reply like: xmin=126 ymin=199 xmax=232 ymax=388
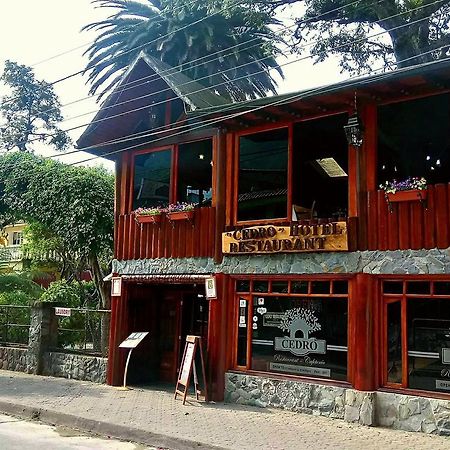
xmin=89 ymin=253 xmax=111 ymax=357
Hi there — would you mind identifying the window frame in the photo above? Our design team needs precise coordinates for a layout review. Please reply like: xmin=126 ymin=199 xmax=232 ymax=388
xmin=232 ymin=275 xmax=351 ymax=383
xmin=233 ymin=124 xmax=293 ymax=226
xmin=381 ymin=276 xmax=450 ymax=394
xmin=129 ymin=137 xmax=216 ymax=212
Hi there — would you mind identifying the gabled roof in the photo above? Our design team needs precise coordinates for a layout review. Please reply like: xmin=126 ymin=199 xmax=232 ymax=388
xmin=139 ymin=53 xmax=229 ymax=110
xmin=187 ymin=58 xmax=450 ymax=121
xmin=76 ymin=51 xmax=229 ymax=154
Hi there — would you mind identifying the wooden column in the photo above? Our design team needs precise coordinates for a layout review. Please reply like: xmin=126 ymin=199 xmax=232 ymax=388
xmin=349 ymin=273 xmax=378 ymax=391
xmin=206 ymin=273 xmax=228 ymax=401
xmin=107 ymin=284 xmax=129 ymax=386
xmin=214 ymin=130 xmax=227 ymax=263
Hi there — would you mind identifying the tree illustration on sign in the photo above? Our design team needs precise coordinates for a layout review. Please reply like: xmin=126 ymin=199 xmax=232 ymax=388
xmin=279 ymin=308 xmax=321 ymax=339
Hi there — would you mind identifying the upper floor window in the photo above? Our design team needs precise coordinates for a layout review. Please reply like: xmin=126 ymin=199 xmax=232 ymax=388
xmin=378 ymin=93 xmax=450 ymax=186
xmin=12 ymin=231 xmax=23 ymax=246
xmin=237 ymin=128 xmax=288 ymax=222
xmin=132 ymin=139 xmax=213 ymax=210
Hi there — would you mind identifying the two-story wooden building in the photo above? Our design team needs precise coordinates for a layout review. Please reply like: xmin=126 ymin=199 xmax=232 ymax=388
xmin=78 ymin=52 xmax=450 ymax=433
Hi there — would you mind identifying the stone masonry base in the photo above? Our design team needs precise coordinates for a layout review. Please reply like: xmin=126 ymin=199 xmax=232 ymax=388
xmin=225 ymin=372 xmax=450 ymax=435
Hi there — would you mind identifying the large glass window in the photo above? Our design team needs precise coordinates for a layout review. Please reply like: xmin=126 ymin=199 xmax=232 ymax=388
xmin=238 ymin=128 xmax=288 ymax=222
xmin=132 ymin=139 xmax=213 ymax=210
xmin=378 ymin=94 xmax=450 ymax=185
xmin=383 ymin=279 xmax=450 ymax=393
xmin=235 ymin=278 xmax=348 ymax=382
xmin=178 ymin=140 xmax=212 ymax=206
xmin=133 ymin=149 xmax=172 ymax=210
xmin=293 ymin=114 xmax=348 ymax=219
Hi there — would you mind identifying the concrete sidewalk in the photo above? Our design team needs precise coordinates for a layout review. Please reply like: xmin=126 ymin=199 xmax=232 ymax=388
xmin=0 ymin=371 xmax=449 ymax=450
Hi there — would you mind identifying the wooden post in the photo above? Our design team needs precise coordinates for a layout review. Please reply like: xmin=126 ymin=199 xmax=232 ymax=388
xmin=214 ymin=130 xmax=227 ymax=263
xmin=349 ymin=273 xmax=378 ymax=391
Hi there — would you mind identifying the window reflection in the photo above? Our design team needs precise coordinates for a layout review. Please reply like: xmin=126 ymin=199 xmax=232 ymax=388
xmin=133 ymin=149 xmax=171 ymax=209
xmin=178 ymin=140 xmax=213 ymax=206
xmin=238 ymin=128 xmax=288 ymax=221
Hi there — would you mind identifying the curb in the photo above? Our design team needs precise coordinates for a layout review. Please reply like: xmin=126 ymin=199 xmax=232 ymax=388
xmin=0 ymin=400 xmax=227 ymax=450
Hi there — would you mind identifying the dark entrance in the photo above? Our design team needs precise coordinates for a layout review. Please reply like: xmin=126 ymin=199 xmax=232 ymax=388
xmin=125 ymin=283 xmax=209 ymax=385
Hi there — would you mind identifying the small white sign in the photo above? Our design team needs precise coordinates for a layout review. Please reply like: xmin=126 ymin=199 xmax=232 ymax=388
xmin=240 ymin=299 xmax=247 ymax=307
xmin=252 ymin=323 xmax=258 ymax=330
xmin=239 ymin=316 xmax=246 ymax=325
xmin=205 ymin=277 xmax=217 ymax=299
xmin=119 ymin=332 xmax=149 ymax=349
xmin=257 ymin=298 xmax=265 ymax=305
xmin=55 ymin=307 xmax=71 ymax=317
xmin=111 ymin=277 xmax=122 ymax=297
xmin=442 ymin=348 xmax=450 ymax=364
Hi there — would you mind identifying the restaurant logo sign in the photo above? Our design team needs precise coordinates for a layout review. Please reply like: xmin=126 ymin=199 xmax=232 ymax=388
xmin=222 ymin=221 xmax=347 ymax=254
xmin=274 ymin=308 xmax=326 ymax=357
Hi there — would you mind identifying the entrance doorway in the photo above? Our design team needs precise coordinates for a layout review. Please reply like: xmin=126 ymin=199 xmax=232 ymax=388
xmin=126 ymin=284 xmax=209 ymax=385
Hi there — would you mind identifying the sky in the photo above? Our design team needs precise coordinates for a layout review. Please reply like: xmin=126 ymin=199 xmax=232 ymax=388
xmin=0 ymin=1 xmax=346 ymax=170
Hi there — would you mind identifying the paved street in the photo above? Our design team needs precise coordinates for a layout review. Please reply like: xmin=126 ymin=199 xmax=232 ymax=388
xmin=0 ymin=413 xmax=156 ymax=450
xmin=0 ymin=370 xmax=450 ymax=450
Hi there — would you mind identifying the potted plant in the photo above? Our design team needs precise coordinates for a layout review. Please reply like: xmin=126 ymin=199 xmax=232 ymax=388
xmin=166 ymin=202 xmax=195 ymax=221
xmin=133 ymin=206 xmax=164 ymax=224
xmin=380 ymin=177 xmax=428 ymax=203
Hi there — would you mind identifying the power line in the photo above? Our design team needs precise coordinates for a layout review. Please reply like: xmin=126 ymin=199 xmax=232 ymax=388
xmin=51 ymin=1 xmax=448 ymax=138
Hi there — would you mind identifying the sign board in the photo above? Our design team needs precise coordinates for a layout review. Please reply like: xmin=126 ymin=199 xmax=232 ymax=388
xmin=119 ymin=332 xmax=149 ymax=349
xmin=442 ymin=348 xmax=450 ymax=364
xmin=174 ymin=335 xmax=208 ymax=405
xmin=111 ymin=277 xmax=122 ymax=297
xmin=55 ymin=307 xmax=71 ymax=317
xmin=205 ymin=277 xmax=217 ymax=299
xmin=222 ymin=221 xmax=348 ymax=255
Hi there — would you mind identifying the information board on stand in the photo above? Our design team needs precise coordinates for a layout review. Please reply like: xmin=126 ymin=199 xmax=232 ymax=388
xmin=118 ymin=332 xmax=149 ymax=389
xmin=174 ymin=335 xmax=207 ymax=405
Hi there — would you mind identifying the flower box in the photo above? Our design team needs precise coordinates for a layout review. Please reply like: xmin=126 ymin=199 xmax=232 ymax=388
xmin=387 ymin=189 xmax=427 ymax=203
xmin=166 ymin=210 xmax=194 ymax=221
xmin=135 ymin=214 xmax=162 ymax=224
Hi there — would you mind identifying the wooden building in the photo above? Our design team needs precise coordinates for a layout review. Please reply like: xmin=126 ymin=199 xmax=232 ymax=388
xmin=78 ymin=53 xmax=450 ymax=432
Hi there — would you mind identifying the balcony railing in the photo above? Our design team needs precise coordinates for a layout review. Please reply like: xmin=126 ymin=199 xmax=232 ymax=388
xmin=115 ymin=207 xmax=216 ymax=260
xmin=0 ymin=246 xmax=23 ymax=262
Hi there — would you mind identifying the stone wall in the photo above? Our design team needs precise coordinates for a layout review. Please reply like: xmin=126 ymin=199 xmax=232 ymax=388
xmin=113 ymin=247 xmax=450 ymax=276
xmin=0 ymin=346 xmax=28 ymax=373
xmin=225 ymin=373 xmax=450 ymax=435
xmin=42 ymin=352 xmax=107 ymax=384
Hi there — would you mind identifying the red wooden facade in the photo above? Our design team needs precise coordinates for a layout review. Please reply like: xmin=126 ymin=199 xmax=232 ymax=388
xmin=77 ymin=57 xmax=450 ymax=403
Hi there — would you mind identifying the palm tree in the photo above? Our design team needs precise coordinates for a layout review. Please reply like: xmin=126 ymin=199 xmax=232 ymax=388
xmin=82 ymin=0 xmax=284 ymax=102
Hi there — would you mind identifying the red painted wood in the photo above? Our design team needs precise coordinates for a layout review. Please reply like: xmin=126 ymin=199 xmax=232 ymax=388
xmin=350 ymin=273 xmax=377 ymax=391
xmin=116 ymin=207 xmax=216 ymax=260
xmin=435 ymin=184 xmax=449 ymax=248
xmin=398 ymin=203 xmax=410 ymax=249
xmin=377 ymin=190 xmax=388 ymax=250
xmin=387 ymin=202 xmax=399 ymax=250
xmin=424 ymin=185 xmax=436 ymax=249
xmin=367 ymin=190 xmax=378 ymax=250
xmin=410 ymin=201 xmax=423 ymax=250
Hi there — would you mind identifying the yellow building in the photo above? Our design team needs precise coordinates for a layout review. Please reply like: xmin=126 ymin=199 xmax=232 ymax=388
xmin=0 ymin=223 xmax=26 ymax=271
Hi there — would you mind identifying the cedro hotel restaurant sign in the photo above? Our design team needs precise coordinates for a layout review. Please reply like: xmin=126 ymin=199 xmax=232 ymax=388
xmin=222 ymin=221 xmax=348 ymax=255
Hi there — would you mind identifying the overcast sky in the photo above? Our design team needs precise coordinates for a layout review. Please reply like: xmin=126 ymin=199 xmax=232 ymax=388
xmin=0 ymin=1 xmax=345 ymax=170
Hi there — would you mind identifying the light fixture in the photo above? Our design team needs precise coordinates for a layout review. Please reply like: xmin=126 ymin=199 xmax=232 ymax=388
xmin=199 ymin=154 xmax=205 ymax=160
xmin=344 ymin=92 xmax=364 ymax=148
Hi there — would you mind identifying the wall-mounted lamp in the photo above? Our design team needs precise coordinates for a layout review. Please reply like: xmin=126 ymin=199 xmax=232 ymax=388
xmin=344 ymin=92 xmax=364 ymax=147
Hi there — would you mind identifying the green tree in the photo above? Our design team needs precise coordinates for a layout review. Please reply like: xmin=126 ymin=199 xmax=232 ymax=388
xmin=258 ymin=0 xmax=450 ymax=74
xmin=82 ymin=0 xmax=283 ymax=101
xmin=0 ymin=152 xmax=114 ymax=352
xmin=0 ymin=61 xmax=71 ymax=152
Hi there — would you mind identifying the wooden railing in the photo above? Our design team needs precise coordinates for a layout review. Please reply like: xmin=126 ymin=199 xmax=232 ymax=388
xmin=362 ymin=184 xmax=450 ymax=251
xmin=115 ymin=207 xmax=216 ymax=260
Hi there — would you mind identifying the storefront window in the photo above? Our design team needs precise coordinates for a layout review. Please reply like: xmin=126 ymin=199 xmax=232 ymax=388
xmin=237 ymin=128 xmax=288 ymax=222
xmin=383 ymin=279 xmax=450 ymax=393
xmin=235 ymin=278 xmax=348 ymax=382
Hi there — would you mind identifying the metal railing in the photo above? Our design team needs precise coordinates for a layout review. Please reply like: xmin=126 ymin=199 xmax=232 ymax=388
xmin=54 ymin=308 xmax=111 ymax=356
xmin=0 ymin=304 xmax=31 ymax=347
